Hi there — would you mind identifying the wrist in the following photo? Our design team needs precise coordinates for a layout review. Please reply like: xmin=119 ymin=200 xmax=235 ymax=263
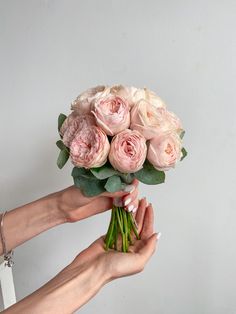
xmin=42 ymin=192 xmax=67 ymax=226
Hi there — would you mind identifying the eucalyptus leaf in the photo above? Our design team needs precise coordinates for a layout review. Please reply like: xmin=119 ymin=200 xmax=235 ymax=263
xmin=72 ymin=167 xmax=106 ymax=196
xmin=181 ymin=147 xmax=188 ymax=161
xmin=90 ymin=164 xmax=118 ymax=179
xmin=73 ymin=175 xmax=106 ymax=196
xmin=119 ymin=173 xmax=135 ymax=184
xmin=105 ymin=175 xmax=122 ymax=193
xmin=134 ymin=161 xmax=165 ymax=185
xmin=56 ymin=140 xmax=69 ymax=152
xmin=180 ymin=130 xmax=185 ymax=139
xmin=58 ymin=113 xmax=67 ymax=133
xmin=71 ymin=167 xmax=89 ymax=178
xmin=57 ymin=149 xmax=69 ymax=169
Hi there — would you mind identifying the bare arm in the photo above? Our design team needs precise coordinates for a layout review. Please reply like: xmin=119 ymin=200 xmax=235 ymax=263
xmin=0 ymin=192 xmax=63 ymax=254
xmin=4 ymin=200 xmax=158 ymax=314
xmin=0 ymin=180 xmax=139 ymax=254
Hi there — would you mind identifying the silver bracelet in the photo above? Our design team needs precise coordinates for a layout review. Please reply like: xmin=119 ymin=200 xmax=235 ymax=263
xmin=0 ymin=211 xmax=14 ymax=267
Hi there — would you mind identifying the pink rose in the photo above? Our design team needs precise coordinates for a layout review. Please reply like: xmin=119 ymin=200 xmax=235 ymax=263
xmin=133 ymin=88 xmax=166 ymax=108
xmin=147 ymin=132 xmax=182 ymax=171
xmin=110 ymin=85 xmax=138 ymax=107
xmin=110 ymin=86 xmax=166 ymax=109
xmin=71 ymin=85 xmax=107 ymax=115
xmin=70 ymin=126 xmax=110 ymax=168
xmin=109 ymin=129 xmax=147 ymax=173
xmin=92 ymin=95 xmax=130 ymax=136
xmin=60 ymin=112 xmax=78 ymax=137
xmin=130 ymin=99 xmax=182 ymax=140
xmin=60 ymin=113 xmax=95 ymax=147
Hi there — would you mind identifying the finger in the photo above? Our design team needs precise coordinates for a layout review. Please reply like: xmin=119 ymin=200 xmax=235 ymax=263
xmin=135 ymin=198 xmax=147 ymax=233
xmin=138 ymin=233 xmax=159 ymax=263
xmin=123 ymin=188 xmax=139 ymax=211
xmin=140 ymin=203 xmax=154 ymax=240
xmin=126 ymin=198 xmax=139 ymax=213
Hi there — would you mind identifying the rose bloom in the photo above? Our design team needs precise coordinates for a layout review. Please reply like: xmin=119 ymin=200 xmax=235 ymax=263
xmin=70 ymin=125 xmax=110 ymax=168
xmin=110 ymin=85 xmax=166 ymax=109
xmin=109 ymin=129 xmax=147 ymax=173
xmin=92 ymin=95 xmax=130 ymax=136
xmin=134 ymin=88 xmax=166 ymax=108
xmin=71 ymin=85 xmax=107 ymax=115
xmin=147 ymin=131 xmax=182 ymax=171
xmin=130 ymin=99 xmax=182 ymax=140
xmin=110 ymin=85 xmax=138 ymax=107
xmin=60 ymin=113 xmax=95 ymax=147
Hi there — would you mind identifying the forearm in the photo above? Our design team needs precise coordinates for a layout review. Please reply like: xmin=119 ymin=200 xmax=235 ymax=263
xmin=0 ymin=192 xmax=64 ymax=254
xmin=4 ymin=259 xmax=108 ymax=314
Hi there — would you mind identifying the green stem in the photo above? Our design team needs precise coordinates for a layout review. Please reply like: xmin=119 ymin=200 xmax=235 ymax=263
xmin=129 ymin=212 xmax=140 ymax=240
xmin=114 ymin=218 xmax=118 ymax=250
xmin=127 ymin=212 xmax=133 ymax=245
xmin=105 ymin=206 xmax=140 ymax=253
xmin=105 ymin=207 xmax=116 ymax=250
xmin=122 ymin=209 xmax=129 ymax=252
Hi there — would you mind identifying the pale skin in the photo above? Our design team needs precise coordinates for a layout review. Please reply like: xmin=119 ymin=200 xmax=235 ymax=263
xmin=2 ymin=180 xmax=159 ymax=313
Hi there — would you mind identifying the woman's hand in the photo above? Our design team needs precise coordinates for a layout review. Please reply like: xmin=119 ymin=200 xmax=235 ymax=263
xmin=5 ymin=198 xmax=159 ymax=314
xmin=67 ymin=198 xmax=159 ymax=279
xmin=56 ymin=178 xmax=139 ymax=223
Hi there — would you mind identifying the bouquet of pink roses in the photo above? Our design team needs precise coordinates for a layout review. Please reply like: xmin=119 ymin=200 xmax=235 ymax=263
xmin=56 ymin=85 xmax=187 ymax=252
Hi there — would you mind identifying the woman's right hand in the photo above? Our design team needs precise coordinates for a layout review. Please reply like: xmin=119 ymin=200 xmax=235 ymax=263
xmin=68 ymin=198 xmax=160 ymax=280
xmin=5 ymin=199 xmax=160 ymax=314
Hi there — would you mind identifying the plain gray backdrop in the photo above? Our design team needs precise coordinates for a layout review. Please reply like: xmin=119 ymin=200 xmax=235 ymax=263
xmin=0 ymin=1 xmax=236 ymax=313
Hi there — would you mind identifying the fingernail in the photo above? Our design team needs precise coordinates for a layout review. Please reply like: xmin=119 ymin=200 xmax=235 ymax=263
xmin=124 ymin=184 xmax=135 ymax=193
xmin=157 ymin=232 xmax=162 ymax=240
xmin=143 ymin=197 xmax=147 ymax=206
xmin=128 ymin=204 xmax=134 ymax=212
xmin=113 ymin=197 xmax=123 ymax=207
xmin=124 ymin=198 xmax=132 ymax=206
xmin=132 ymin=207 xmax=137 ymax=213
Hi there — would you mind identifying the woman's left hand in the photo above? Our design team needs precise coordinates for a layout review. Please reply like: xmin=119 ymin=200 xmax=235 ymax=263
xmin=55 ymin=178 xmax=139 ymax=223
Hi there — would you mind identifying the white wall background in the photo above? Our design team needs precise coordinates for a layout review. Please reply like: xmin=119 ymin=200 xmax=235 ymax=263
xmin=1 ymin=1 xmax=236 ymax=313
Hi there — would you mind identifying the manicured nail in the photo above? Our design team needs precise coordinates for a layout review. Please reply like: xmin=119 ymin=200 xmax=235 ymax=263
xmin=113 ymin=197 xmax=123 ymax=207
xmin=143 ymin=197 xmax=147 ymax=206
xmin=124 ymin=184 xmax=135 ymax=193
xmin=128 ymin=204 xmax=134 ymax=212
xmin=157 ymin=232 xmax=162 ymax=240
xmin=132 ymin=207 xmax=137 ymax=213
xmin=124 ymin=198 xmax=132 ymax=206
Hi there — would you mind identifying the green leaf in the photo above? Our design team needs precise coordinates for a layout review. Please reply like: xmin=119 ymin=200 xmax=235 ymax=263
xmin=57 ymin=149 xmax=69 ymax=169
xmin=72 ymin=167 xmax=106 ymax=196
xmin=181 ymin=147 xmax=188 ymax=161
xmin=90 ymin=164 xmax=118 ymax=179
xmin=134 ymin=161 xmax=165 ymax=185
xmin=105 ymin=175 xmax=122 ymax=193
xmin=56 ymin=140 xmax=69 ymax=152
xmin=71 ymin=167 xmax=87 ymax=178
xmin=119 ymin=173 xmax=135 ymax=184
xmin=58 ymin=113 xmax=67 ymax=133
xmin=180 ymin=130 xmax=185 ymax=139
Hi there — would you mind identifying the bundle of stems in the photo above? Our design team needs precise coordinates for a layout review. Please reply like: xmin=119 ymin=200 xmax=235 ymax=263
xmin=105 ymin=205 xmax=140 ymax=252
